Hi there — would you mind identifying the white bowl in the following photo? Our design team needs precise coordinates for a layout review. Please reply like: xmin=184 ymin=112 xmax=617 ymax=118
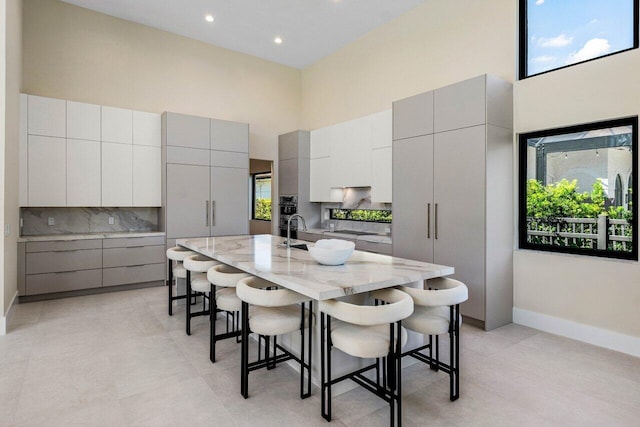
xmin=308 ymin=239 xmax=355 ymax=265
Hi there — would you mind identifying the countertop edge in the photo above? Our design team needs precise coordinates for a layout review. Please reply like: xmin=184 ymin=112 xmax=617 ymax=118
xmin=18 ymin=231 xmax=166 ymax=243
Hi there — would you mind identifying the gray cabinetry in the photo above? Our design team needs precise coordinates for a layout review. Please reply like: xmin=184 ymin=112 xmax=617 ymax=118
xmin=392 ymin=74 xmax=513 ymax=330
xmin=162 ymin=112 xmax=249 ymax=244
xmin=392 ymin=91 xmax=434 ymax=141
xmin=18 ymin=235 xmax=166 ymax=298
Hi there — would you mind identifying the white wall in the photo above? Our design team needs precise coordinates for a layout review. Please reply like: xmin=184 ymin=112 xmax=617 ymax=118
xmin=1 ymin=0 xmax=21 ymax=332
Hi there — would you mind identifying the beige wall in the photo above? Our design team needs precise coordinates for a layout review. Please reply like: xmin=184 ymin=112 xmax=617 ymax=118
xmin=300 ymin=0 xmax=640 ymax=339
xmin=301 ymin=0 xmax=515 ymax=129
xmin=514 ymin=50 xmax=640 ymax=337
xmin=22 ymin=0 xmax=301 ymax=162
xmin=1 ymin=0 xmax=21 ymax=319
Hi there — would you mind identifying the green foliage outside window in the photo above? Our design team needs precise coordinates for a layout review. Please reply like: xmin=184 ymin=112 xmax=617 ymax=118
xmin=330 ymin=209 xmax=392 ymax=223
xmin=255 ymin=198 xmax=272 ymax=221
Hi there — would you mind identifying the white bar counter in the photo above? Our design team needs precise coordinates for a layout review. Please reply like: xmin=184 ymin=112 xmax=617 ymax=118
xmin=177 ymin=234 xmax=454 ymax=300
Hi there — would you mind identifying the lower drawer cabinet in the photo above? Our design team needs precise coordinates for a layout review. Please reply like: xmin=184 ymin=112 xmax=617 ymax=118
xmin=103 ymin=263 xmax=165 ymax=287
xmin=26 ymin=269 xmax=102 ymax=295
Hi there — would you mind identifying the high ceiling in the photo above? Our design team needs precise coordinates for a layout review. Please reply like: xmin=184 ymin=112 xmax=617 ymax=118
xmin=59 ymin=0 xmax=427 ymax=69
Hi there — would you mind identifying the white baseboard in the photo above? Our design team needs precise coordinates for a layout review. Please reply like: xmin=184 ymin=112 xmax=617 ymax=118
xmin=513 ymin=307 xmax=640 ymax=358
xmin=0 ymin=291 xmax=18 ymax=336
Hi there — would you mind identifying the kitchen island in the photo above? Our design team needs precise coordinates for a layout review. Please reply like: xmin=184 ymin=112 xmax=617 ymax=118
xmin=176 ymin=234 xmax=454 ymax=300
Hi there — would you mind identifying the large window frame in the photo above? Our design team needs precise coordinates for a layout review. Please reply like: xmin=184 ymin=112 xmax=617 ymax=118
xmin=519 ymin=0 xmax=639 ymax=80
xmin=518 ymin=117 xmax=638 ymax=260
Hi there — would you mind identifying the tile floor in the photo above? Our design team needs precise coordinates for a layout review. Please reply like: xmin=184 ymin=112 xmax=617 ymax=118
xmin=1 ymin=286 xmax=639 ymax=426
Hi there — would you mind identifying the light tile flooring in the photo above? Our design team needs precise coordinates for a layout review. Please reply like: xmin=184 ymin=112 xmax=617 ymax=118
xmin=1 ymin=286 xmax=639 ymax=426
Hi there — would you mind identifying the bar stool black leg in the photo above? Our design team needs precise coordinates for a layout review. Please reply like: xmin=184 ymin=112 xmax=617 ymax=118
xmin=210 ymin=284 xmax=217 ymax=363
xmin=168 ymin=260 xmax=174 ymax=316
xmin=241 ymin=301 xmax=250 ymax=399
xmin=186 ymin=270 xmax=192 ymax=336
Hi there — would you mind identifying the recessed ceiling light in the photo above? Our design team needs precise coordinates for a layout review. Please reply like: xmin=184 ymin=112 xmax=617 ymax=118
xmin=205 ymin=14 xmax=214 ymax=23
xmin=274 ymin=37 xmax=283 ymax=44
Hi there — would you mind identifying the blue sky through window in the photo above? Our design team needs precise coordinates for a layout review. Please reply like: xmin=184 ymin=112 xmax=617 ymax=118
xmin=527 ymin=0 xmax=635 ymax=75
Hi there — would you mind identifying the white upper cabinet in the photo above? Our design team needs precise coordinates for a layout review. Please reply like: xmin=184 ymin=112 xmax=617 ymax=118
xmin=392 ymin=91 xmax=433 ymax=140
xmin=133 ymin=145 xmax=161 ymax=206
xmin=371 ymin=147 xmax=392 ymax=203
xmin=28 ymin=95 xmax=66 ymax=137
xmin=67 ymin=139 xmax=101 ymax=206
xmin=133 ymin=111 xmax=161 ymax=147
xmin=102 ymin=106 xmax=133 ymax=144
xmin=102 ymin=142 xmax=133 ymax=206
xmin=67 ymin=101 xmax=101 ymax=141
xmin=310 ymin=127 xmax=332 ymax=159
xmin=330 ymin=116 xmax=372 ymax=188
xmin=371 ymin=110 xmax=392 ymax=149
xmin=28 ymin=136 xmax=66 ymax=206
xmin=19 ymin=94 xmax=28 ymax=206
xmin=434 ymin=75 xmax=485 ymax=133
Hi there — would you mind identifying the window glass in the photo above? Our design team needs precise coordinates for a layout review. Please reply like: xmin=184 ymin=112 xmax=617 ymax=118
xmin=519 ymin=117 xmax=637 ymax=259
xmin=520 ymin=0 xmax=638 ymax=78
xmin=252 ymin=172 xmax=271 ymax=221
xmin=330 ymin=209 xmax=392 ymax=223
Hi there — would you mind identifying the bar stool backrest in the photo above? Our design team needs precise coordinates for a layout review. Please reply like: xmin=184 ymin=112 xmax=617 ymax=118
xmin=319 ymin=288 xmax=414 ymax=326
xmin=399 ymin=277 xmax=468 ymax=307
xmin=236 ymin=276 xmax=309 ymax=307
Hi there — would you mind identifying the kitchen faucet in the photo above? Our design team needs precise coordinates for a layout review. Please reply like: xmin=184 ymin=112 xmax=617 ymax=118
xmin=286 ymin=214 xmax=307 ymax=248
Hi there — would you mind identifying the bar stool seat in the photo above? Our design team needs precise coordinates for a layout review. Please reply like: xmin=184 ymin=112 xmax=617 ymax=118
xmin=206 ymin=264 xmax=251 ymax=363
xmin=166 ymin=246 xmax=196 ymax=316
xmin=183 ymin=254 xmax=220 ymax=336
xmin=330 ymin=321 xmax=408 ymax=359
xmin=236 ymin=276 xmax=314 ymax=400
xmin=398 ymin=277 xmax=468 ymax=402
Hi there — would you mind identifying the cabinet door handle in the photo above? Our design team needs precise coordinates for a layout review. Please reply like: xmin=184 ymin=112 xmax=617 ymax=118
xmin=211 ymin=201 xmax=216 ymax=227
xmin=435 ymin=203 xmax=438 ymax=240
xmin=205 ymin=200 xmax=210 ymax=227
xmin=427 ymin=203 xmax=431 ymax=239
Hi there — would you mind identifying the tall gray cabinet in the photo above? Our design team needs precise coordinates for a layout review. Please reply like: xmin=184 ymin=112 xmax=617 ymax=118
xmin=162 ymin=112 xmax=249 ymax=248
xmin=392 ymin=74 xmax=513 ymax=331
xmin=278 ymin=131 xmax=319 ymax=227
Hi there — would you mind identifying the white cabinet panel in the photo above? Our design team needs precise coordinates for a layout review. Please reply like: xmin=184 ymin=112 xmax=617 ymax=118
xmin=133 ymin=111 xmax=161 ymax=147
xmin=331 ymin=116 xmax=372 ymax=187
xmin=211 ymin=119 xmax=249 ymax=153
xmin=310 ymin=127 xmax=331 ymax=158
xmin=67 ymin=101 xmax=100 ymax=141
xmin=28 ymin=95 xmax=66 ymax=137
xmin=310 ymin=157 xmax=341 ymax=202
xmin=371 ymin=147 xmax=392 ymax=203
xmin=102 ymin=142 xmax=133 ymax=206
xmin=28 ymin=136 xmax=66 ymax=206
xmin=19 ymin=94 xmax=28 ymax=206
xmin=393 ymin=91 xmax=433 ymax=140
xmin=371 ymin=110 xmax=392 ymax=149
xmin=133 ymin=145 xmax=161 ymax=206
xmin=67 ymin=139 xmax=101 ymax=206
xmin=101 ymin=106 xmax=133 ymax=144
xmin=166 ymin=164 xmax=211 ymax=238
xmin=434 ymin=75 xmax=486 ymax=133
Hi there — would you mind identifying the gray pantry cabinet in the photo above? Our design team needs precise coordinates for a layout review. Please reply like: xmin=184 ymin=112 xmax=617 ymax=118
xmin=392 ymin=74 xmax=513 ymax=331
xmin=161 ymin=112 xmax=249 ymax=249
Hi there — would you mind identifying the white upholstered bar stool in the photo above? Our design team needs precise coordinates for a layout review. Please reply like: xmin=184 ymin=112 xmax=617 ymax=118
xmin=319 ymin=289 xmax=413 ymax=427
xmin=236 ymin=276 xmax=314 ymax=400
xmin=166 ymin=246 xmax=196 ymax=316
xmin=183 ymin=254 xmax=220 ymax=336
xmin=206 ymin=264 xmax=251 ymax=363
xmin=398 ymin=277 xmax=468 ymax=401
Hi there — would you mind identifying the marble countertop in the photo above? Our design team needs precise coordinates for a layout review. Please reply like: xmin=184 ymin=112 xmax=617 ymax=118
xmin=18 ymin=231 xmax=166 ymax=242
xmin=299 ymin=229 xmax=392 ymax=245
xmin=177 ymin=234 xmax=452 ymax=301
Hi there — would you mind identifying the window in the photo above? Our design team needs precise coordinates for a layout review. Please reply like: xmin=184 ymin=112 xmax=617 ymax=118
xmin=519 ymin=117 xmax=638 ymax=259
xmin=519 ymin=0 xmax=638 ymax=79
xmin=252 ymin=172 xmax=271 ymax=221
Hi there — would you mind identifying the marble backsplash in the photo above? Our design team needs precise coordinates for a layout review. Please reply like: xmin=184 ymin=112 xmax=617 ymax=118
xmin=21 ymin=207 xmax=160 ymax=236
xmin=320 ymin=187 xmax=392 ymax=235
